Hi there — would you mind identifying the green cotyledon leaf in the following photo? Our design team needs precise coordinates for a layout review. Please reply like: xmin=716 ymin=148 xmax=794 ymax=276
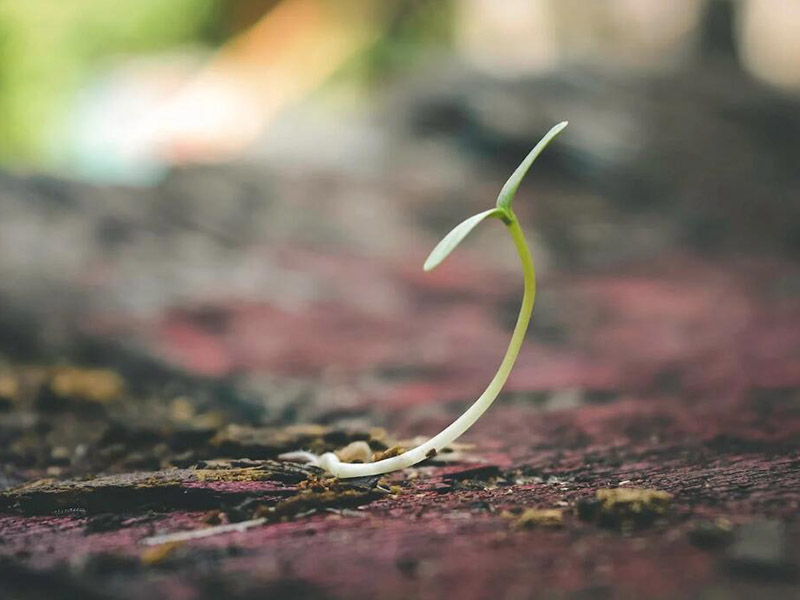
xmin=496 ymin=121 xmax=568 ymax=213
xmin=423 ymin=208 xmax=505 ymax=272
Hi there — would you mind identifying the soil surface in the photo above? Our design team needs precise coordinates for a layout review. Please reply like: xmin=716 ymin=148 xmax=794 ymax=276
xmin=1 ymin=244 xmax=797 ymax=600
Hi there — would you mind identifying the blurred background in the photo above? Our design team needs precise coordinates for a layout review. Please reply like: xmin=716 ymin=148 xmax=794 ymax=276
xmin=0 ymin=0 xmax=798 ymax=428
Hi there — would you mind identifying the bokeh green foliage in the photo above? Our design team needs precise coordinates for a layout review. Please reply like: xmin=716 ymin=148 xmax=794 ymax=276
xmin=339 ymin=0 xmax=454 ymax=86
xmin=0 ymin=0 xmax=455 ymax=168
xmin=0 ymin=0 xmax=222 ymax=165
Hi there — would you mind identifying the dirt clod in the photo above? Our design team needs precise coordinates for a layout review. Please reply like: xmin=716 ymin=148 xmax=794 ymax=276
xmin=372 ymin=445 xmax=405 ymax=461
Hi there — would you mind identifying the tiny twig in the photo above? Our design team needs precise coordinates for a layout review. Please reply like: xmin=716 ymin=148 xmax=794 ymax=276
xmin=141 ymin=518 xmax=267 ymax=546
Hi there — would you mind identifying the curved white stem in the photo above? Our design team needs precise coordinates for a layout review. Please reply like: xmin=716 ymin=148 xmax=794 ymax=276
xmin=307 ymin=213 xmax=536 ymax=478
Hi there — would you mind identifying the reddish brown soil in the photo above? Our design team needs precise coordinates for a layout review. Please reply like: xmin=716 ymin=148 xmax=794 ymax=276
xmin=1 ymin=248 xmax=797 ymax=600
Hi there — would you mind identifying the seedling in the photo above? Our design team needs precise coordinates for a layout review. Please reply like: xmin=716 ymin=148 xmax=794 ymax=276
xmin=282 ymin=122 xmax=568 ymax=478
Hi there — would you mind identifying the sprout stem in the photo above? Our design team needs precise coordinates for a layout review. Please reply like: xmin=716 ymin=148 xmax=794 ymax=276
xmin=307 ymin=212 xmax=535 ymax=478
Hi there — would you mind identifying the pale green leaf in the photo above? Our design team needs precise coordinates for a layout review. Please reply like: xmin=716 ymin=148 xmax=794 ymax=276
xmin=423 ymin=208 xmax=504 ymax=271
xmin=496 ymin=121 xmax=568 ymax=212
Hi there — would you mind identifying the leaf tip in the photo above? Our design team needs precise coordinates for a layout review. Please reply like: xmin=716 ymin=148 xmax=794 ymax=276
xmin=422 ymin=208 xmax=502 ymax=273
xmin=496 ymin=121 xmax=569 ymax=212
xmin=422 ymin=256 xmax=439 ymax=272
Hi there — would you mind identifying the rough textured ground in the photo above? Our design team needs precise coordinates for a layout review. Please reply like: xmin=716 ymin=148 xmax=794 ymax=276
xmin=1 ymin=245 xmax=797 ymax=599
xmin=1 ymin=52 xmax=800 ymax=599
